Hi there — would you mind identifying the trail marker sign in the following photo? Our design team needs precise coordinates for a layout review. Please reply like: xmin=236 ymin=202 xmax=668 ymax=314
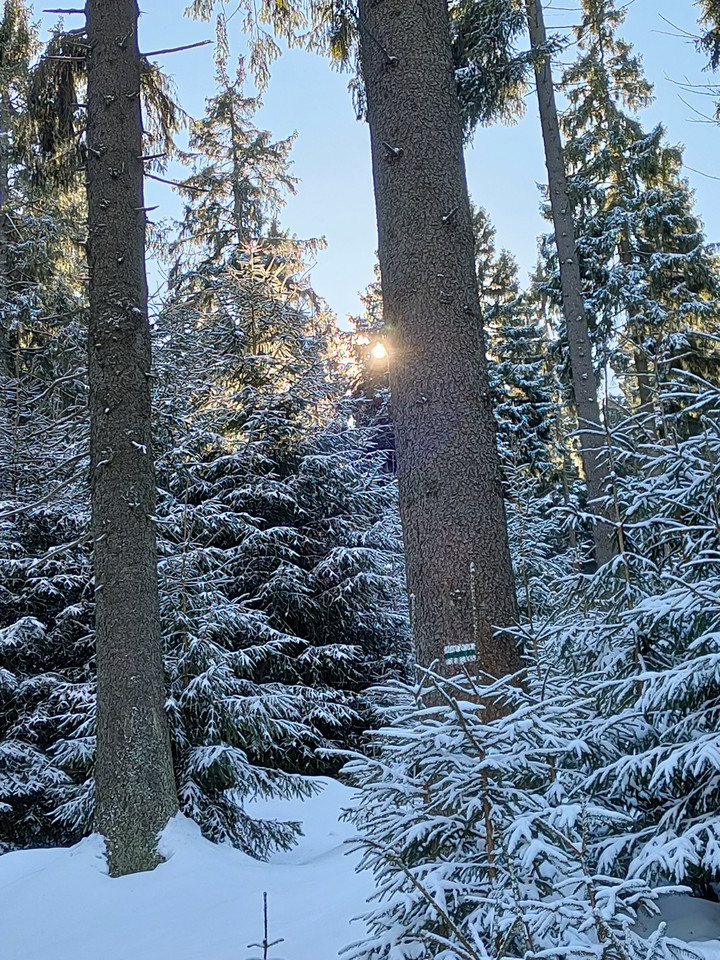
xmin=444 ymin=643 xmax=477 ymax=665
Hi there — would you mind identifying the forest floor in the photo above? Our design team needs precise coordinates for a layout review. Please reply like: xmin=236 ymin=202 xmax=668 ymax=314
xmin=0 ymin=778 xmax=373 ymax=960
xmin=2 ymin=778 xmax=720 ymax=960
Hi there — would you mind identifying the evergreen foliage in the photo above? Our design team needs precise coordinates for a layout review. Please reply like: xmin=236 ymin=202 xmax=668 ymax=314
xmin=697 ymin=0 xmax=720 ymax=121
xmin=185 ymin=0 xmax=533 ymax=132
xmin=474 ymin=207 xmax=557 ymax=477
xmin=698 ymin=0 xmax=720 ymax=72
xmin=153 ymin=270 xmax=409 ymax=850
xmin=544 ymin=371 xmax=720 ymax=891
xmin=156 ymin=64 xmax=408 ymax=844
xmin=348 ymin=270 xmax=395 ymax=474
xmin=343 ymin=669 xmax=685 ymax=960
xmin=536 ymin=0 xmax=720 ymax=412
xmin=0 ymin=28 xmax=408 ymax=857
xmin=4 ymin=0 xmax=720 ymax=949
xmin=0 ymin=3 xmax=90 ymax=853
xmin=450 ymin=0 xmax=532 ymax=131
xmin=345 ymin=365 xmax=720 ymax=958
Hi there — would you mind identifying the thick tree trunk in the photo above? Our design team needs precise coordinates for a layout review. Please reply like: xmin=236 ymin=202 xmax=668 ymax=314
xmin=86 ymin=0 xmax=177 ymax=876
xmin=357 ymin=0 xmax=521 ymax=681
xmin=525 ymin=0 xmax=615 ymax=567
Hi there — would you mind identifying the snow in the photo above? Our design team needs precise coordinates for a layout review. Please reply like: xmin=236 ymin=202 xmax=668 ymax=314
xmin=4 ymin=775 xmax=720 ymax=960
xmin=0 ymin=778 xmax=373 ymax=960
xmin=635 ymin=894 xmax=720 ymax=958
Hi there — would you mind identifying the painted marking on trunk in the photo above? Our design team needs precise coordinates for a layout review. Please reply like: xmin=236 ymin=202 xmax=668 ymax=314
xmin=444 ymin=643 xmax=477 ymax=664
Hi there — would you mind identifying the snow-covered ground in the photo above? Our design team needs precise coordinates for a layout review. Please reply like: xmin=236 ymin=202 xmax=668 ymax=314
xmin=0 ymin=778 xmax=373 ymax=960
xmin=636 ymin=894 xmax=720 ymax=957
xmin=3 ymin=777 xmax=720 ymax=960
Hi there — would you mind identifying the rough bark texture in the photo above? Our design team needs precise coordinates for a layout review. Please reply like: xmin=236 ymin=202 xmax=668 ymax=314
xmin=0 ymin=91 xmax=11 ymax=376
xmin=525 ymin=0 xmax=615 ymax=566
xmin=86 ymin=0 xmax=178 ymax=877
xmin=1 ymin=89 xmax=15 ymax=497
xmin=357 ymin=0 xmax=521 ymax=680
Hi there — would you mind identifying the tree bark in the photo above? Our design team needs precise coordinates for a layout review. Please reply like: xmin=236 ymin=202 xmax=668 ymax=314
xmin=86 ymin=0 xmax=177 ymax=876
xmin=633 ymin=348 xmax=654 ymax=413
xmin=357 ymin=0 xmax=521 ymax=681
xmin=0 ymin=87 xmax=16 ymax=502
xmin=0 ymin=89 xmax=12 ymax=377
xmin=525 ymin=0 xmax=615 ymax=566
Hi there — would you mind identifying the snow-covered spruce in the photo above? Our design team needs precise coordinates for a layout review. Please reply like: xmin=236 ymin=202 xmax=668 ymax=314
xmin=0 ymin=46 xmax=409 ymax=855
xmin=540 ymin=372 xmax=720 ymax=892
xmin=342 ymin=669 xmax=686 ymax=960
xmin=154 ymin=390 xmax=409 ymax=855
xmin=0 ymin=397 xmax=408 ymax=857
xmin=341 ymin=372 xmax=720 ymax=958
xmin=536 ymin=0 xmax=720 ymax=415
xmin=475 ymin=206 xmax=559 ymax=482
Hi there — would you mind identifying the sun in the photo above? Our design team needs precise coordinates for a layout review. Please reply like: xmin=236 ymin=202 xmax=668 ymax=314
xmin=371 ymin=341 xmax=387 ymax=360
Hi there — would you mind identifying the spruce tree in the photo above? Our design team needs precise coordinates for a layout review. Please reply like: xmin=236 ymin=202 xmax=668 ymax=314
xmin=0 ymin=0 xmax=31 ymax=399
xmin=0 ymin=2 xmax=92 ymax=854
xmin=0 ymin=25 xmax=408 ymax=857
xmin=525 ymin=368 xmax=720 ymax=896
xmin=342 ymin=663 xmax=674 ymax=960
xmin=543 ymin=0 xmax=720 ymax=413
xmin=86 ymin=0 xmax=178 ymax=876
xmin=698 ymin=0 xmax=720 ymax=118
xmin=355 ymin=0 xmax=520 ymax=682
xmin=523 ymin=0 xmax=616 ymax=566
xmin=188 ymin=0 xmax=523 ymax=683
xmin=349 ymin=269 xmax=395 ymax=476
xmin=0 ymin=0 xmax=30 ymax=377
xmin=473 ymin=206 xmax=556 ymax=478
xmin=699 ymin=0 xmax=720 ymax=57
xmin=148 ymin=58 xmax=410 ymax=850
xmin=342 ymin=364 xmax=720 ymax=955
xmin=0 ymin=0 xmax=87 ymax=558
xmin=450 ymin=0 xmax=531 ymax=129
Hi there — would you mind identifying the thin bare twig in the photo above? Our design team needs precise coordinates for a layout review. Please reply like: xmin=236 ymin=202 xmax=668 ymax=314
xmin=141 ymin=40 xmax=212 ymax=58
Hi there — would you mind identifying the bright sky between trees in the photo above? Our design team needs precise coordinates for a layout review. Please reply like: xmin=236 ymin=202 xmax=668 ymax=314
xmin=40 ymin=0 xmax=720 ymax=322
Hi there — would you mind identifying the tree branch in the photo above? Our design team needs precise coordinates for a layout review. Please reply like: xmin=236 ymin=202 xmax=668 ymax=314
xmin=145 ymin=171 xmax=211 ymax=193
xmin=141 ymin=40 xmax=212 ymax=58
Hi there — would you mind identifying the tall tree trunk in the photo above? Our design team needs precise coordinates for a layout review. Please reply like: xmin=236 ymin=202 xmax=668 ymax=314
xmin=0 ymin=90 xmax=12 ymax=377
xmin=86 ymin=0 xmax=178 ymax=876
xmin=0 ymin=89 xmax=16 ymax=501
xmin=357 ymin=0 xmax=521 ymax=680
xmin=524 ymin=0 xmax=615 ymax=566
xmin=633 ymin=347 xmax=654 ymax=412
xmin=227 ymin=97 xmax=248 ymax=243
xmin=616 ymin=232 xmax=655 ymax=415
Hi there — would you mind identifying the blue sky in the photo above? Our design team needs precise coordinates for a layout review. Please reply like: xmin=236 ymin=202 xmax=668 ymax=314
xmin=41 ymin=1 xmax=720 ymax=320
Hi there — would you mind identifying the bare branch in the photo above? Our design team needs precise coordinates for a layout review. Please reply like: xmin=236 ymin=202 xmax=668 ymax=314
xmin=145 ymin=171 xmax=211 ymax=193
xmin=684 ymin=163 xmax=720 ymax=182
xmin=141 ymin=40 xmax=212 ymax=58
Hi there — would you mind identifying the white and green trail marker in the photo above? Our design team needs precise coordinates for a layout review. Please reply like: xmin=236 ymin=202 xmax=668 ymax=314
xmin=444 ymin=643 xmax=477 ymax=665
